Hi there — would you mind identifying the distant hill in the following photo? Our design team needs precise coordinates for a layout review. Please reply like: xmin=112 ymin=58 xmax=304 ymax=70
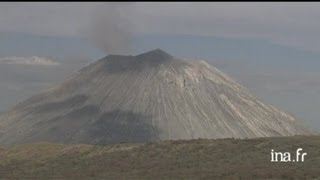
xmin=0 ymin=136 xmax=319 ymax=179
xmin=0 ymin=56 xmax=59 ymax=66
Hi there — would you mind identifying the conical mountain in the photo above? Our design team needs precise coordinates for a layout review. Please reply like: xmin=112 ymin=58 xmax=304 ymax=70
xmin=0 ymin=49 xmax=310 ymax=145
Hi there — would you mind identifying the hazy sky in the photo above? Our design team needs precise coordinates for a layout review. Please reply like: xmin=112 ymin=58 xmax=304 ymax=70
xmin=0 ymin=2 xmax=319 ymax=132
xmin=2 ymin=2 xmax=320 ymax=52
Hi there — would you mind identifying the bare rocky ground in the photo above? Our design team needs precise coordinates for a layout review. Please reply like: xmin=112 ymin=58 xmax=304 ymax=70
xmin=0 ymin=135 xmax=319 ymax=179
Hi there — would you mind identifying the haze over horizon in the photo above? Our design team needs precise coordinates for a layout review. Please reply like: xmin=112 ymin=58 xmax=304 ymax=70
xmin=0 ymin=2 xmax=320 ymax=132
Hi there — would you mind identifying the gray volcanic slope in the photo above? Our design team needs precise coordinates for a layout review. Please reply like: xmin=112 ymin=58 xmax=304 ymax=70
xmin=0 ymin=49 xmax=310 ymax=145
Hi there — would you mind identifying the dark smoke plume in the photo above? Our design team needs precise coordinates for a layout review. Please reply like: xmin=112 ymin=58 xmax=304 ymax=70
xmin=89 ymin=3 xmax=136 ymax=55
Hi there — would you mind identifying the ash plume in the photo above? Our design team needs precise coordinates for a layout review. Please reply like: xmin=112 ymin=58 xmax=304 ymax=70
xmin=89 ymin=3 xmax=136 ymax=55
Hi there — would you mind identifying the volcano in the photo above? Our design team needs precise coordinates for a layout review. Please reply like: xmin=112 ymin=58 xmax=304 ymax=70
xmin=0 ymin=49 xmax=310 ymax=145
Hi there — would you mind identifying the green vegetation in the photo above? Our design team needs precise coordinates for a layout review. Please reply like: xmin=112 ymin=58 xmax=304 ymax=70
xmin=0 ymin=136 xmax=319 ymax=179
